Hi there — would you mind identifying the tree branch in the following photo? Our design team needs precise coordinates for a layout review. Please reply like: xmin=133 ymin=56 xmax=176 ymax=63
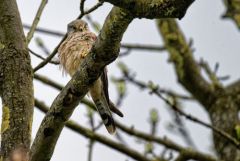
xmin=33 ymin=34 xmax=66 ymax=72
xmin=156 ymin=19 xmax=215 ymax=108
xmin=29 ymin=48 xmax=59 ymax=65
xmin=0 ymin=0 xmax=34 ymax=160
xmin=33 ymin=73 xmax=217 ymax=161
xmin=222 ymin=0 xmax=240 ymax=29
xmin=23 ymin=24 xmax=167 ymax=53
xmin=157 ymin=18 xmax=240 ymax=161
xmin=26 ymin=0 xmax=48 ymax=44
xmin=118 ymin=71 xmax=240 ymax=149
xmin=101 ymin=0 xmax=194 ymax=19
xmin=116 ymin=122 xmax=217 ymax=161
xmin=23 ymin=24 xmax=64 ymax=37
xmin=34 ymin=99 xmax=154 ymax=161
xmin=226 ymin=79 xmax=240 ymax=121
xmin=121 ymin=43 xmax=166 ymax=52
xmin=29 ymin=7 xmax=133 ymax=161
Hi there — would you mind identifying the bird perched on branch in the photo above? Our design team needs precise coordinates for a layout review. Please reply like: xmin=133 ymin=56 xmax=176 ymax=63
xmin=58 ymin=19 xmax=123 ymax=134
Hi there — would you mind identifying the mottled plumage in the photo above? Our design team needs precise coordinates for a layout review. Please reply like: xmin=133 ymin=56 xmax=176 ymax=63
xmin=58 ymin=20 xmax=123 ymax=134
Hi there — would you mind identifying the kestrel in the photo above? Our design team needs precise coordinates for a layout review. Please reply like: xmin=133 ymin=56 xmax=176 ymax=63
xmin=58 ymin=20 xmax=123 ymax=134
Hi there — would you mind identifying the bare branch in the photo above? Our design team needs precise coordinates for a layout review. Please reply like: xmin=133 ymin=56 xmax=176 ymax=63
xmin=29 ymin=48 xmax=59 ymax=65
xmin=222 ymin=0 xmax=240 ymax=29
xmin=101 ymin=0 xmax=194 ymax=19
xmin=29 ymin=7 xmax=133 ymax=161
xmin=23 ymin=24 xmax=64 ymax=37
xmin=118 ymin=69 xmax=240 ymax=149
xmin=156 ymin=19 xmax=215 ymax=108
xmin=26 ymin=0 xmax=48 ymax=44
xmin=78 ymin=1 xmax=104 ymax=19
xmin=23 ymin=24 xmax=168 ymax=54
xmin=80 ymin=0 xmax=86 ymax=15
xmin=121 ymin=43 xmax=166 ymax=52
xmin=34 ymin=99 xmax=154 ymax=161
xmin=199 ymin=59 xmax=222 ymax=88
xmin=116 ymin=122 xmax=217 ymax=161
xmin=33 ymin=72 xmax=217 ymax=161
xmin=33 ymin=34 xmax=67 ymax=72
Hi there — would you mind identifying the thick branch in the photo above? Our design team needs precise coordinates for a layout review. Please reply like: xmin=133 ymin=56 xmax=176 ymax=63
xmin=0 ymin=0 xmax=34 ymax=160
xmin=222 ymin=0 xmax=240 ymax=29
xmin=157 ymin=19 xmax=240 ymax=161
xmin=34 ymin=70 xmax=217 ymax=161
xmin=226 ymin=79 xmax=240 ymax=109
xmin=34 ymin=99 xmax=153 ymax=161
xmin=29 ymin=7 xmax=133 ymax=161
xmin=102 ymin=0 xmax=194 ymax=19
xmin=156 ymin=19 xmax=215 ymax=108
xmin=226 ymin=79 xmax=240 ymax=95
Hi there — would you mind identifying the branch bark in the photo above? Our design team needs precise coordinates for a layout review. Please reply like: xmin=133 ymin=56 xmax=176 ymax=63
xmin=156 ymin=19 xmax=215 ymax=107
xmin=156 ymin=19 xmax=240 ymax=161
xmin=34 ymin=99 xmax=156 ymax=161
xmin=222 ymin=0 xmax=240 ymax=29
xmin=102 ymin=0 xmax=194 ymax=19
xmin=29 ymin=7 xmax=133 ymax=161
xmin=226 ymin=79 xmax=240 ymax=109
xmin=0 ymin=0 xmax=34 ymax=160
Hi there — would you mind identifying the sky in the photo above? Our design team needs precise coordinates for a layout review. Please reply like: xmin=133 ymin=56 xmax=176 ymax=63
xmin=1 ymin=0 xmax=240 ymax=161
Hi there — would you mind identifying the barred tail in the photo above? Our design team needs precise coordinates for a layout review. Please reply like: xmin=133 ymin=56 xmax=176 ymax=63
xmin=94 ymin=99 xmax=116 ymax=134
xmin=90 ymin=78 xmax=116 ymax=134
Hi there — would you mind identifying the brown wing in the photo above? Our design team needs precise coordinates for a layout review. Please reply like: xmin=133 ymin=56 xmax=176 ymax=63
xmin=101 ymin=67 xmax=109 ymax=104
xmin=101 ymin=67 xmax=124 ymax=117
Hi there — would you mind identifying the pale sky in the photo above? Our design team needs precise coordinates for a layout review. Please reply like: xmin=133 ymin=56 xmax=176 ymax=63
xmin=1 ymin=0 xmax=240 ymax=161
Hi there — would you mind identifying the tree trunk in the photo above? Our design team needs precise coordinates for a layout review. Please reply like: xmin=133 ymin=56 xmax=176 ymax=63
xmin=0 ymin=0 xmax=34 ymax=160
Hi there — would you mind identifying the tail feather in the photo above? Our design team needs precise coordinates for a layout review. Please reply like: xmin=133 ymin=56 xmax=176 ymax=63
xmin=95 ymin=99 xmax=116 ymax=134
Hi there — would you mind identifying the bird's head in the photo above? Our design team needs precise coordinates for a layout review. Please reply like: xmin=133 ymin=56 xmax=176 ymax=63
xmin=67 ymin=20 xmax=89 ymax=33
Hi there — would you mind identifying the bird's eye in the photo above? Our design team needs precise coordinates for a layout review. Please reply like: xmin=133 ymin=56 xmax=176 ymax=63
xmin=67 ymin=25 xmax=76 ymax=33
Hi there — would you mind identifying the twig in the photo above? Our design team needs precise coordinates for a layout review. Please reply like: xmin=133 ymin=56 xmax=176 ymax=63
xmin=23 ymin=24 xmax=65 ymax=37
xmin=199 ymin=59 xmax=222 ymax=88
xmin=87 ymin=108 xmax=95 ymax=161
xmin=26 ymin=0 xmax=48 ymax=44
xmin=122 ymin=72 xmax=240 ymax=149
xmin=35 ymin=37 xmax=51 ymax=55
xmin=121 ymin=43 xmax=166 ymax=52
xmin=78 ymin=1 xmax=104 ymax=19
xmin=115 ymin=122 xmax=217 ymax=161
xmin=167 ymin=97 xmax=196 ymax=148
xmin=29 ymin=48 xmax=59 ymax=65
xmin=23 ymin=24 xmax=167 ymax=54
xmin=33 ymin=73 xmax=217 ymax=161
xmin=112 ymin=77 xmax=192 ymax=101
xmin=85 ymin=14 xmax=101 ymax=32
xmin=34 ymin=99 xmax=153 ymax=161
xmin=33 ymin=34 xmax=67 ymax=72
xmin=87 ymin=140 xmax=94 ymax=161
xmin=80 ymin=0 xmax=86 ymax=15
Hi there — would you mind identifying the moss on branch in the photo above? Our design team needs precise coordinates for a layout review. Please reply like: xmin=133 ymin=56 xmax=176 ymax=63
xmin=222 ymin=0 xmax=240 ymax=29
xmin=0 ymin=0 xmax=34 ymax=160
xmin=102 ymin=0 xmax=194 ymax=19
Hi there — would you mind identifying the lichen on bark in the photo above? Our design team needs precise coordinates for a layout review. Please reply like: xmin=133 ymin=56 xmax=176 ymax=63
xmin=0 ymin=0 xmax=34 ymax=160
